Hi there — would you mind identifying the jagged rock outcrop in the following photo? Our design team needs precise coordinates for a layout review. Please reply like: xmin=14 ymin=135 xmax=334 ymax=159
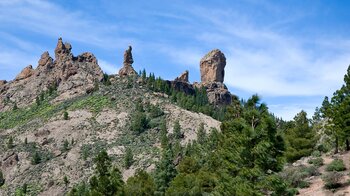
xmin=15 ymin=65 xmax=34 ymax=81
xmin=0 ymin=80 xmax=7 ymax=86
xmin=194 ymin=82 xmax=232 ymax=105
xmin=200 ymin=49 xmax=226 ymax=83
xmin=118 ymin=46 xmax=137 ymax=76
xmin=166 ymin=80 xmax=195 ymax=96
xmin=0 ymin=38 xmax=104 ymax=111
xmin=175 ymin=70 xmax=189 ymax=83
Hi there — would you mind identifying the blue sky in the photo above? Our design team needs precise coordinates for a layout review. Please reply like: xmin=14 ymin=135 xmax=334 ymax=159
xmin=1 ymin=0 xmax=350 ymax=120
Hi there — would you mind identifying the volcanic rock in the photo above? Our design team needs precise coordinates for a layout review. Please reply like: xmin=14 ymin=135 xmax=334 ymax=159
xmin=118 ymin=46 xmax=137 ymax=76
xmin=166 ymin=80 xmax=195 ymax=96
xmin=198 ymin=82 xmax=232 ymax=105
xmin=0 ymin=80 xmax=6 ymax=86
xmin=0 ymin=38 xmax=104 ymax=111
xmin=200 ymin=49 xmax=226 ymax=83
xmin=175 ymin=70 xmax=189 ymax=83
xmin=15 ymin=65 xmax=34 ymax=81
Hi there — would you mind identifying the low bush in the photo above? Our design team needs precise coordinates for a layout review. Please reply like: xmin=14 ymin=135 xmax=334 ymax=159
xmin=279 ymin=165 xmax=319 ymax=188
xmin=311 ymin=150 xmax=321 ymax=157
xmin=308 ymin=157 xmax=324 ymax=167
xmin=322 ymin=172 xmax=343 ymax=189
xmin=326 ymin=159 xmax=346 ymax=172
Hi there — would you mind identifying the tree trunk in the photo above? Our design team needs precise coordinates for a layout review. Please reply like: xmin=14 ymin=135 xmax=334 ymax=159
xmin=335 ymin=136 xmax=339 ymax=154
xmin=346 ymin=139 xmax=350 ymax=151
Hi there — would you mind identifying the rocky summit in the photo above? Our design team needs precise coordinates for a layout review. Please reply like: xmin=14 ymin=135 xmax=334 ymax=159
xmin=118 ymin=46 xmax=137 ymax=76
xmin=174 ymin=70 xmax=189 ymax=83
xmin=200 ymin=49 xmax=226 ymax=83
xmin=0 ymin=38 xmax=104 ymax=112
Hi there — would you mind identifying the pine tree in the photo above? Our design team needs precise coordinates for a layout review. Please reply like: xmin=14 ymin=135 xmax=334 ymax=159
xmin=285 ymin=110 xmax=317 ymax=162
xmin=155 ymin=143 xmax=177 ymax=195
xmin=160 ymin=119 xmax=169 ymax=149
xmin=173 ymin=120 xmax=182 ymax=140
xmin=89 ymin=150 xmax=124 ymax=195
xmin=197 ymin=123 xmax=206 ymax=145
xmin=124 ymin=147 xmax=133 ymax=169
xmin=125 ymin=170 xmax=156 ymax=195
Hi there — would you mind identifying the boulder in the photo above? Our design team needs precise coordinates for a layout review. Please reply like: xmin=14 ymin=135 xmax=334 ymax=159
xmin=200 ymin=49 xmax=226 ymax=83
xmin=0 ymin=80 xmax=6 ymax=86
xmin=15 ymin=65 xmax=34 ymax=81
xmin=175 ymin=70 xmax=189 ymax=83
xmin=118 ymin=46 xmax=137 ymax=76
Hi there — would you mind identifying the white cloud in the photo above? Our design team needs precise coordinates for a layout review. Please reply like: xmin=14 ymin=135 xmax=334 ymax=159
xmin=99 ymin=60 xmax=118 ymax=74
xmin=0 ymin=0 xmax=132 ymax=50
xmin=269 ymin=104 xmax=317 ymax=121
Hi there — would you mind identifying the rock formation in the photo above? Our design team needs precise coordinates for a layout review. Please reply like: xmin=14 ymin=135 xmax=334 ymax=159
xmin=0 ymin=38 xmax=104 ymax=111
xmin=15 ymin=65 xmax=34 ymax=81
xmin=0 ymin=80 xmax=7 ymax=86
xmin=194 ymin=82 xmax=232 ymax=105
xmin=175 ymin=70 xmax=189 ymax=83
xmin=200 ymin=49 xmax=226 ymax=83
xmin=197 ymin=49 xmax=231 ymax=105
xmin=118 ymin=46 xmax=137 ymax=76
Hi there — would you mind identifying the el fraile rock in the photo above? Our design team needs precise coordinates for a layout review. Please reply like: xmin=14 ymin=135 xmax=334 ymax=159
xmin=0 ymin=37 xmax=104 ymax=111
xmin=118 ymin=46 xmax=137 ymax=76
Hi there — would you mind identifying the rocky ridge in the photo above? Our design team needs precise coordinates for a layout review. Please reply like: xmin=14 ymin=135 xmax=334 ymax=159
xmin=0 ymin=38 xmax=104 ymax=112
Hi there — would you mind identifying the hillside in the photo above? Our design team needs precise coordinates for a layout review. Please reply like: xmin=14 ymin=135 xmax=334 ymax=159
xmin=0 ymin=39 xmax=224 ymax=195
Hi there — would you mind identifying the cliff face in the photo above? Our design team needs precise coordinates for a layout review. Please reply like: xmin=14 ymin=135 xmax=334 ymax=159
xmin=0 ymin=38 xmax=104 ymax=111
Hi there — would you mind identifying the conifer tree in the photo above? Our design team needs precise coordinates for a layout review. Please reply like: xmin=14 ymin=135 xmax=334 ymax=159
xmin=124 ymin=147 xmax=133 ymax=169
xmin=173 ymin=120 xmax=182 ymax=140
xmin=125 ymin=170 xmax=156 ymax=195
xmin=197 ymin=123 xmax=206 ymax=145
xmin=285 ymin=110 xmax=317 ymax=162
xmin=89 ymin=150 xmax=124 ymax=195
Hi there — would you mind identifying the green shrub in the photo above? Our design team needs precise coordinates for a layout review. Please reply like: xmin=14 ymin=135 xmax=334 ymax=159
xmin=322 ymin=172 xmax=343 ymax=189
xmin=7 ymin=136 xmax=14 ymax=149
xmin=279 ymin=165 xmax=319 ymax=188
xmin=326 ymin=159 xmax=346 ymax=172
xmin=64 ymin=176 xmax=69 ymax=186
xmin=130 ymin=112 xmax=149 ymax=134
xmin=31 ymin=151 xmax=41 ymax=165
xmin=13 ymin=102 xmax=18 ymax=111
xmin=311 ymin=150 xmax=321 ymax=157
xmin=63 ymin=111 xmax=69 ymax=120
xmin=317 ymin=144 xmax=330 ymax=153
xmin=308 ymin=157 xmax=324 ymax=167
xmin=62 ymin=139 xmax=70 ymax=152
